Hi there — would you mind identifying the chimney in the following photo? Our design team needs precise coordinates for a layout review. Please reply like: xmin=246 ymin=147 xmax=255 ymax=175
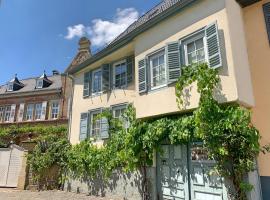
xmin=78 ymin=37 xmax=92 ymax=56
xmin=52 ymin=70 xmax=60 ymax=75
xmin=65 ymin=37 xmax=92 ymax=73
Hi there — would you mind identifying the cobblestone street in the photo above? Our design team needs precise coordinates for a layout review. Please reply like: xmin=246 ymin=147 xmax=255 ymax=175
xmin=0 ymin=188 xmax=121 ymax=200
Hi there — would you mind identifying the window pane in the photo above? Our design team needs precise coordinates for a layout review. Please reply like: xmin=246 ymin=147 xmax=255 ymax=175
xmin=26 ymin=104 xmax=34 ymax=121
xmin=35 ymin=103 xmax=42 ymax=120
xmin=195 ymin=38 xmax=204 ymax=49
xmin=159 ymin=55 xmax=164 ymax=65
xmin=51 ymin=101 xmax=59 ymax=119
xmin=92 ymin=112 xmax=101 ymax=137
xmin=196 ymin=49 xmax=205 ymax=62
xmin=4 ymin=106 xmax=11 ymax=122
xmin=92 ymin=70 xmax=102 ymax=93
xmin=188 ymin=52 xmax=197 ymax=64
xmin=187 ymin=42 xmax=195 ymax=53
xmin=114 ymin=62 xmax=127 ymax=88
xmin=186 ymin=37 xmax=205 ymax=65
xmin=150 ymin=52 xmax=166 ymax=89
xmin=152 ymin=57 xmax=159 ymax=67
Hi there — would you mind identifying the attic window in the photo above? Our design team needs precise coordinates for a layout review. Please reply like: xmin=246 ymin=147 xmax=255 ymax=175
xmin=7 ymin=83 xmax=13 ymax=91
xmin=36 ymin=79 xmax=43 ymax=89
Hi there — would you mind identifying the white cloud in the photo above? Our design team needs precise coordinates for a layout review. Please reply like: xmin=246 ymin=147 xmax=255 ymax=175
xmin=64 ymin=8 xmax=139 ymax=47
xmin=65 ymin=24 xmax=86 ymax=40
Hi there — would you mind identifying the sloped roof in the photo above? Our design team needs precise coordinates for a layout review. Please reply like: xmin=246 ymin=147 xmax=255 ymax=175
xmin=0 ymin=75 xmax=62 ymax=96
xmin=66 ymin=0 xmax=260 ymax=74
xmin=67 ymin=0 xmax=197 ymax=74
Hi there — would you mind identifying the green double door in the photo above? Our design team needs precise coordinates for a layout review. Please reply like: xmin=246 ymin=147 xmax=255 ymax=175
xmin=157 ymin=144 xmax=228 ymax=200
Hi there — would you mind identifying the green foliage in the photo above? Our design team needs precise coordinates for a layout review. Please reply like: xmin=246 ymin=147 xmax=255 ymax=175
xmin=66 ymin=105 xmax=196 ymax=179
xmin=176 ymin=63 xmax=262 ymax=200
xmin=0 ymin=125 xmax=69 ymax=186
xmin=27 ymin=134 xmax=71 ymax=183
xmin=0 ymin=125 xmax=67 ymax=147
xmin=13 ymin=63 xmax=265 ymax=200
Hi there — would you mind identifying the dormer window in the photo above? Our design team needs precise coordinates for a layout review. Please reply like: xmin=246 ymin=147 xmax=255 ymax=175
xmin=7 ymin=83 xmax=13 ymax=91
xmin=36 ymin=79 xmax=44 ymax=89
xmin=6 ymin=74 xmax=24 ymax=92
xmin=36 ymin=71 xmax=52 ymax=89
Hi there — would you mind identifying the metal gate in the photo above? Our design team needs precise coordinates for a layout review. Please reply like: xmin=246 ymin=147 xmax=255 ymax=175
xmin=157 ymin=144 xmax=228 ymax=200
xmin=0 ymin=144 xmax=24 ymax=187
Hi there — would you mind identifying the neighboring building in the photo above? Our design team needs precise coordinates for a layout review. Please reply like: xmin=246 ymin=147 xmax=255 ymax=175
xmin=0 ymin=71 xmax=72 ymax=189
xmin=0 ymin=71 xmax=71 ymax=130
xmin=242 ymin=0 xmax=270 ymax=199
xmin=66 ymin=0 xmax=266 ymax=199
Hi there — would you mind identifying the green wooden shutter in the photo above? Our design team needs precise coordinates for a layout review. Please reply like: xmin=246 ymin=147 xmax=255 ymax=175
xmin=100 ymin=109 xmax=109 ymax=139
xmin=205 ymin=22 xmax=222 ymax=68
xmin=138 ymin=59 xmax=147 ymax=94
xmin=102 ymin=64 xmax=110 ymax=92
xmin=83 ymin=72 xmax=91 ymax=97
xmin=166 ymin=42 xmax=181 ymax=84
xmin=126 ymin=56 xmax=134 ymax=84
xmin=263 ymin=3 xmax=270 ymax=44
xmin=79 ymin=112 xmax=89 ymax=141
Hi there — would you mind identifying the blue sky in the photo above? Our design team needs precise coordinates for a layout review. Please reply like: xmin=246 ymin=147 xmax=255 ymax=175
xmin=0 ymin=0 xmax=160 ymax=85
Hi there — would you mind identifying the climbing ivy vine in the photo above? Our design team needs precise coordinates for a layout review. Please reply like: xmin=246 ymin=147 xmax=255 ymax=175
xmin=176 ymin=63 xmax=264 ymax=200
xmin=4 ymin=63 xmax=267 ymax=199
xmin=65 ymin=63 xmax=267 ymax=200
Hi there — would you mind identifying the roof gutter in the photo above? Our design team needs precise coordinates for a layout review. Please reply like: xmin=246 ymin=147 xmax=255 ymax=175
xmin=69 ymin=0 xmax=197 ymax=75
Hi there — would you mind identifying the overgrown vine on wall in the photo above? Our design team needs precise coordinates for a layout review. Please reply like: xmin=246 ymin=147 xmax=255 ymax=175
xmin=10 ymin=63 xmax=268 ymax=199
xmin=176 ymin=63 xmax=266 ymax=200
xmin=0 ymin=125 xmax=69 ymax=189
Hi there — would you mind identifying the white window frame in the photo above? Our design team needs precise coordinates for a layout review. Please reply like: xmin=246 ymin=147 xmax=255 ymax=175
xmin=25 ymin=104 xmax=34 ymax=121
xmin=4 ymin=105 xmax=11 ymax=122
xmin=113 ymin=59 xmax=128 ymax=89
xmin=7 ymin=83 xmax=13 ymax=91
xmin=90 ymin=109 xmax=102 ymax=138
xmin=36 ymin=79 xmax=43 ymax=89
xmin=91 ymin=68 xmax=102 ymax=95
xmin=183 ymin=32 xmax=208 ymax=66
xmin=112 ymin=104 xmax=127 ymax=119
xmin=149 ymin=50 xmax=167 ymax=90
xmin=50 ymin=100 xmax=60 ymax=119
xmin=35 ymin=103 xmax=43 ymax=120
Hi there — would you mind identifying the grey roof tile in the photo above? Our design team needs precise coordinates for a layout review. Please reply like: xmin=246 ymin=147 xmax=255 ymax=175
xmin=0 ymin=75 xmax=62 ymax=96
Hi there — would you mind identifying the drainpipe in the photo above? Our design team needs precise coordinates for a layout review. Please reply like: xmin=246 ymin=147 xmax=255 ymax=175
xmin=66 ymin=73 xmax=75 ymax=141
xmin=61 ymin=74 xmax=67 ymax=119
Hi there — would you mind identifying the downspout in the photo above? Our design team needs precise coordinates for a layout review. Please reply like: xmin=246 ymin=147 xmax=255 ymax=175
xmin=67 ymin=73 xmax=75 ymax=141
xmin=61 ymin=74 xmax=67 ymax=119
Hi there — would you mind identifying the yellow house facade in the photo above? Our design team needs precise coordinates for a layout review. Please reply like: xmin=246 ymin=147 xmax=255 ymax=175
xmin=242 ymin=0 xmax=270 ymax=199
xmin=66 ymin=0 xmax=268 ymax=199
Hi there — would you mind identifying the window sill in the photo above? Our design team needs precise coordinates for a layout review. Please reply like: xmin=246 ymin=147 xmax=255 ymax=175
xmin=91 ymin=91 xmax=103 ymax=97
xmin=150 ymin=84 xmax=168 ymax=92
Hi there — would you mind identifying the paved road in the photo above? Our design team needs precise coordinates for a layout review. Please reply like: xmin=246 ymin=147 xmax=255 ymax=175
xmin=0 ymin=188 xmax=120 ymax=200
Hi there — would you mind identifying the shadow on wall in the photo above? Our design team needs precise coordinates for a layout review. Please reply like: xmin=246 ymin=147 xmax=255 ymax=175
xmin=65 ymin=168 xmax=150 ymax=200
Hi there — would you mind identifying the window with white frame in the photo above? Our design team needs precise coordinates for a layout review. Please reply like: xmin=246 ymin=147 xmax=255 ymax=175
xmin=114 ymin=60 xmax=127 ymax=89
xmin=36 ymin=79 xmax=43 ymax=89
xmin=25 ymin=104 xmax=34 ymax=121
xmin=7 ymin=83 xmax=13 ymax=91
xmin=4 ymin=105 xmax=11 ymax=122
xmin=149 ymin=50 xmax=166 ymax=90
xmin=0 ymin=106 xmax=5 ymax=122
xmin=51 ymin=101 xmax=59 ymax=119
xmin=184 ymin=33 xmax=207 ymax=65
xmin=112 ymin=104 xmax=128 ymax=128
xmin=35 ymin=103 xmax=42 ymax=120
xmin=90 ymin=110 xmax=101 ymax=138
xmin=112 ymin=105 xmax=126 ymax=119
xmin=92 ymin=68 xmax=102 ymax=94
